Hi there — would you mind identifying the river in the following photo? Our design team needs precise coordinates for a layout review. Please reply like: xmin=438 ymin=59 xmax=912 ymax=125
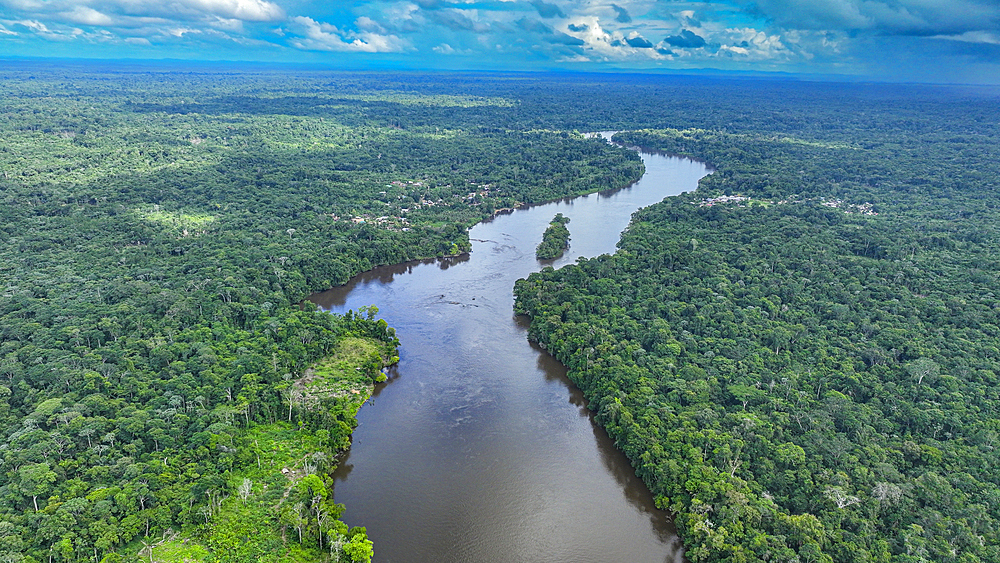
xmin=308 ymin=134 xmax=710 ymax=562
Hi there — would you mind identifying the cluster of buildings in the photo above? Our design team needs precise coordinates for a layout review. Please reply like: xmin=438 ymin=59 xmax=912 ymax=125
xmin=695 ymin=194 xmax=878 ymax=215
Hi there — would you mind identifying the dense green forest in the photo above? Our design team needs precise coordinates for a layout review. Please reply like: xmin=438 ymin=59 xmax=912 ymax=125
xmin=4 ymin=61 xmax=1000 ymax=562
xmin=536 ymin=213 xmax=571 ymax=260
xmin=0 ymin=64 xmax=645 ymax=562
xmin=515 ymin=100 xmax=1000 ymax=561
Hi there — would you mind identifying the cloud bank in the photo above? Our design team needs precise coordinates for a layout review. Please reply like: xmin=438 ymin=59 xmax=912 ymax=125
xmin=0 ymin=0 xmax=997 ymax=81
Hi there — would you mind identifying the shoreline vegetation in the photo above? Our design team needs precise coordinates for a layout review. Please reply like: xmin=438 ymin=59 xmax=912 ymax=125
xmin=143 ymin=309 xmax=398 ymax=563
xmin=516 ymin=117 xmax=1000 ymax=563
xmin=535 ymin=213 xmax=572 ymax=260
xmin=0 ymin=66 xmax=648 ymax=563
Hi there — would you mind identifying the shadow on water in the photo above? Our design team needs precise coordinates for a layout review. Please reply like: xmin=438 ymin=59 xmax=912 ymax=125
xmin=590 ymin=418 xmax=681 ymax=549
xmin=528 ymin=341 xmax=588 ymax=413
xmin=371 ymin=364 xmax=401 ymax=399
xmin=311 ymin=253 xmax=472 ymax=311
xmin=527 ymin=335 xmax=681 ymax=551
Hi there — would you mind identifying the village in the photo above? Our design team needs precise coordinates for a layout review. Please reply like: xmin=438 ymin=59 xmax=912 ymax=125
xmin=329 ymin=178 xmax=505 ymax=232
xmin=696 ymin=193 xmax=878 ymax=215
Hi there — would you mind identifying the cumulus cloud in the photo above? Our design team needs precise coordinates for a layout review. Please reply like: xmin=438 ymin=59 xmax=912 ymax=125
xmin=663 ymin=29 xmax=706 ymax=49
xmin=718 ymin=43 xmax=749 ymax=56
xmin=611 ymin=4 xmax=632 ymax=24
xmin=355 ymin=16 xmax=383 ymax=32
xmin=183 ymin=0 xmax=284 ymax=22
xmin=0 ymin=0 xmax=286 ymax=41
xmin=59 ymin=7 xmax=113 ymax=26
xmin=95 ymin=0 xmax=287 ymax=23
xmin=624 ymin=32 xmax=653 ymax=48
xmin=290 ymin=16 xmax=408 ymax=52
xmin=0 ymin=0 xmax=996 ymax=79
xmin=716 ymin=27 xmax=790 ymax=61
xmin=561 ymin=16 xmax=677 ymax=61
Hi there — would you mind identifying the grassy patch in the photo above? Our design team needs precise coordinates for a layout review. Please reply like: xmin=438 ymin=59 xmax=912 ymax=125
xmin=122 ymin=335 xmax=393 ymax=563
xmin=148 ymin=538 xmax=211 ymax=563
xmin=296 ymin=336 xmax=395 ymax=415
xmin=136 ymin=206 xmax=217 ymax=235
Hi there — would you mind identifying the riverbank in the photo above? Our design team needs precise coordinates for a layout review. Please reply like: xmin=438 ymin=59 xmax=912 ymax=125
xmin=308 ymin=146 xmax=708 ymax=562
xmin=136 ymin=334 xmax=398 ymax=563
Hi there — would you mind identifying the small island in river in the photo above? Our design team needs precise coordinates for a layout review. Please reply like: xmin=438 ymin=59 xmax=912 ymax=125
xmin=536 ymin=213 xmax=571 ymax=260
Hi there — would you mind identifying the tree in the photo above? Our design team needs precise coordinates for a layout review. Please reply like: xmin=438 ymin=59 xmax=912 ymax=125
xmin=342 ymin=529 xmax=374 ymax=563
xmin=17 ymin=463 xmax=56 ymax=512
xmin=237 ymin=479 xmax=253 ymax=505
xmin=907 ymin=358 xmax=939 ymax=386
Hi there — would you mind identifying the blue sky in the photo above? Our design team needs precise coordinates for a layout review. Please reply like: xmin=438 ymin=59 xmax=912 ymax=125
xmin=2 ymin=0 xmax=1000 ymax=83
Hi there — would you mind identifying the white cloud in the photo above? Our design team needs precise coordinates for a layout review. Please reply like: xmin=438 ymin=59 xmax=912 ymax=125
xmin=934 ymin=30 xmax=1000 ymax=45
xmin=718 ymin=44 xmax=749 ymax=56
xmin=564 ymin=17 xmax=613 ymax=52
xmin=124 ymin=36 xmax=151 ymax=45
xmin=9 ymin=18 xmax=83 ymax=40
xmin=59 ymin=6 xmax=114 ymax=26
xmin=715 ymin=27 xmax=791 ymax=61
xmin=208 ymin=17 xmax=244 ymax=32
xmin=168 ymin=27 xmax=201 ymax=37
xmin=171 ymin=0 xmax=284 ymax=22
xmin=1 ymin=0 xmax=285 ymax=25
xmin=433 ymin=42 xmax=455 ymax=53
xmin=0 ymin=0 xmax=292 ymax=50
xmin=562 ymin=16 xmax=671 ymax=60
xmin=0 ymin=0 xmax=45 ymax=10
xmin=384 ymin=2 xmax=421 ymax=25
xmin=290 ymin=16 xmax=409 ymax=53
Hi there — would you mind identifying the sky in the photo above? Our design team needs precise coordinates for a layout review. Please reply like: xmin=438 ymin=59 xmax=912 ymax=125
xmin=2 ymin=0 xmax=1000 ymax=83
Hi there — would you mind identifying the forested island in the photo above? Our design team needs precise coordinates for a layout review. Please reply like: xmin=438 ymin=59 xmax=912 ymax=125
xmin=3 ymin=61 xmax=1000 ymax=563
xmin=536 ymin=213 xmax=571 ymax=260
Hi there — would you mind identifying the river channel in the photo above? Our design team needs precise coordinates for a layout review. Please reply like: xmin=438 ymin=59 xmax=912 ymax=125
xmin=308 ymin=135 xmax=710 ymax=562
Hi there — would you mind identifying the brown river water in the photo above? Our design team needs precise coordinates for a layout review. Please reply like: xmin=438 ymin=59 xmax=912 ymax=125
xmin=309 ymin=135 xmax=710 ymax=562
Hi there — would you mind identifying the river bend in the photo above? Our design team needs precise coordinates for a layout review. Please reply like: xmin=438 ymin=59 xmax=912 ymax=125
xmin=309 ymin=135 xmax=710 ymax=562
